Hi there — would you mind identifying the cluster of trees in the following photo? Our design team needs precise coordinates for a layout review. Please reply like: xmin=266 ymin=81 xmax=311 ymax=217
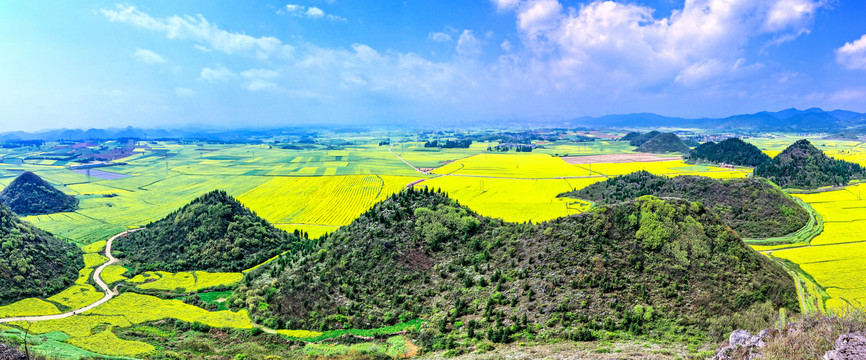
xmin=424 ymin=140 xmax=473 ymax=149
xmin=0 ymin=172 xmax=78 ymax=216
xmin=625 ymin=131 xmax=662 ymax=146
xmin=754 ymin=139 xmax=866 ymax=189
xmin=560 ymin=171 xmax=809 ymax=238
xmin=114 ymin=190 xmax=299 ymax=274
xmin=0 ymin=203 xmax=82 ymax=304
xmin=488 ymin=145 xmax=534 ymax=152
xmin=688 ymin=138 xmax=771 ymax=167
xmin=234 ymin=189 xmax=796 ymax=348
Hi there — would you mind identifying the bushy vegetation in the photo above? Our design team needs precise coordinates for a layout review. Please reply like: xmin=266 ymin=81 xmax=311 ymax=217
xmin=636 ymin=133 xmax=691 ymax=153
xmin=0 ymin=172 xmax=77 ymax=216
xmin=237 ymin=189 xmax=797 ymax=348
xmin=688 ymin=138 xmax=771 ymax=167
xmin=0 ymin=203 xmax=82 ymax=304
xmin=114 ymin=190 xmax=300 ymax=274
xmin=619 ymin=132 xmax=642 ymax=142
xmin=560 ymin=171 xmax=809 ymax=238
xmin=754 ymin=139 xmax=866 ymax=189
xmin=628 ymin=131 xmax=662 ymax=146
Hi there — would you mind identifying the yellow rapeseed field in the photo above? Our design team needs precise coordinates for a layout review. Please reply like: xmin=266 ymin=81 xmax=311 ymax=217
xmin=86 ymin=293 xmax=254 ymax=329
xmin=0 ymin=298 xmax=61 ymax=318
xmin=127 ymin=271 xmax=242 ymax=292
xmin=67 ymin=329 xmax=155 ymax=357
xmin=432 ymin=153 xmax=596 ymax=178
xmin=46 ymin=285 xmax=103 ymax=310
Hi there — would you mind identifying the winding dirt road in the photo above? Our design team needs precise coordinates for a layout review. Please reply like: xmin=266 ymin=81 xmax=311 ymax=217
xmin=0 ymin=229 xmax=140 ymax=324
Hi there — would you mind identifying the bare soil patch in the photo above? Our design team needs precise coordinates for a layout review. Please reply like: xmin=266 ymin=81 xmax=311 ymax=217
xmin=563 ymin=153 xmax=682 ymax=164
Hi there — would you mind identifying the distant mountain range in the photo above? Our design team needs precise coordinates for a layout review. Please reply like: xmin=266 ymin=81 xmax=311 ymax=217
xmin=571 ymin=108 xmax=866 ymax=132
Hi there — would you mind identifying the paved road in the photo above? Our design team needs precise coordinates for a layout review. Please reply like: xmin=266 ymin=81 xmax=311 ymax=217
xmin=0 ymin=229 xmax=140 ymax=324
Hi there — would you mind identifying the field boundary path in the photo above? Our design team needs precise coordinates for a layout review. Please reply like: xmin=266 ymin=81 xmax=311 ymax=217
xmin=0 ymin=229 xmax=140 ymax=324
xmin=388 ymin=143 xmax=426 ymax=174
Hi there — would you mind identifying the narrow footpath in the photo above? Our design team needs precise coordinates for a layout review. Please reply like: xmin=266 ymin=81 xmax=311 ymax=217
xmin=0 ymin=229 xmax=140 ymax=324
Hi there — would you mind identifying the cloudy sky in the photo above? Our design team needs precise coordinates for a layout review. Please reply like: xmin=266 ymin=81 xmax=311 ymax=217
xmin=1 ymin=0 xmax=865 ymax=131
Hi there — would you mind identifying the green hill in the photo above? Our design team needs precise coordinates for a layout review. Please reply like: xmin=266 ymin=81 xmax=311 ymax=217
xmin=114 ymin=190 xmax=300 ymax=274
xmin=238 ymin=189 xmax=797 ymax=345
xmin=558 ymin=171 xmax=808 ymax=238
xmin=754 ymin=139 xmax=866 ymax=189
xmin=0 ymin=203 xmax=82 ymax=304
xmin=636 ymin=133 xmax=690 ymax=153
xmin=0 ymin=172 xmax=78 ymax=216
xmin=619 ymin=132 xmax=642 ymax=141
xmin=627 ymin=131 xmax=662 ymax=146
xmin=688 ymin=138 xmax=770 ymax=167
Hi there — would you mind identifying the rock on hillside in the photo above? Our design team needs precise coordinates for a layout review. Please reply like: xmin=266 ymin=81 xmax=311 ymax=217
xmin=0 ymin=171 xmax=77 ymax=216
xmin=239 ymin=189 xmax=797 ymax=345
xmin=114 ymin=190 xmax=301 ymax=274
xmin=0 ymin=203 xmax=82 ymax=304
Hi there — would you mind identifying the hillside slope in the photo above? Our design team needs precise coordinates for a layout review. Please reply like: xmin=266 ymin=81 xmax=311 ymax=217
xmin=114 ymin=190 xmax=299 ymax=274
xmin=558 ymin=171 xmax=808 ymax=238
xmin=0 ymin=172 xmax=78 ymax=216
xmin=0 ymin=203 xmax=82 ymax=304
xmin=688 ymin=138 xmax=770 ymax=167
xmin=238 ymin=189 xmax=797 ymax=343
xmin=628 ymin=131 xmax=662 ymax=146
xmin=636 ymin=133 xmax=690 ymax=153
xmin=754 ymin=139 xmax=866 ymax=189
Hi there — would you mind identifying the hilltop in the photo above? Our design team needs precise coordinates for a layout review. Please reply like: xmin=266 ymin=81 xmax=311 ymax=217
xmin=0 ymin=172 xmax=78 ymax=216
xmin=688 ymin=138 xmax=771 ymax=167
xmin=754 ymin=139 xmax=866 ymax=189
xmin=114 ymin=190 xmax=299 ymax=274
xmin=636 ymin=133 xmax=691 ymax=153
xmin=238 ymin=189 xmax=797 ymax=347
xmin=0 ymin=203 xmax=82 ymax=304
xmin=558 ymin=171 xmax=808 ymax=238
xmin=627 ymin=131 xmax=662 ymax=146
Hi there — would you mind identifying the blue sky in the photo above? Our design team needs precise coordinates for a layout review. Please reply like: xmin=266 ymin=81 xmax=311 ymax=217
xmin=1 ymin=0 xmax=865 ymax=132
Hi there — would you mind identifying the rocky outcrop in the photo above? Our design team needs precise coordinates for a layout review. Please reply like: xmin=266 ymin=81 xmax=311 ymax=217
xmin=824 ymin=332 xmax=866 ymax=360
xmin=712 ymin=329 xmax=771 ymax=360
xmin=0 ymin=343 xmax=25 ymax=360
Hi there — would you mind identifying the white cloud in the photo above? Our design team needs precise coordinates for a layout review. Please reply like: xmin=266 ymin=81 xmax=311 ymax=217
xmin=241 ymin=68 xmax=280 ymax=79
xmin=500 ymin=39 xmax=512 ymax=51
xmin=200 ymin=65 xmax=235 ymax=82
xmin=429 ymin=32 xmax=452 ymax=43
xmin=492 ymin=0 xmax=521 ymax=11
xmin=836 ymin=34 xmax=866 ymax=70
xmin=456 ymin=30 xmax=482 ymax=57
xmin=244 ymin=79 xmax=278 ymax=92
xmin=282 ymin=4 xmax=346 ymax=21
xmin=101 ymin=5 xmax=292 ymax=60
xmin=134 ymin=48 xmax=166 ymax=64
xmin=498 ymin=0 xmax=826 ymax=88
xmin=175 ymin=87 xmax=195 ymax=97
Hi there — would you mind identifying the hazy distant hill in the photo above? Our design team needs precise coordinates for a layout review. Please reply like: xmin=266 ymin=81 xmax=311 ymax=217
xmin=0 ymin=172 xmax=78 ymax=216
xmin=754 ymin=139 xmax=866 ymax=189
xmin=573 ymin=108 xmax=866 ymax=131
xmin=240 ymin=189 xmax=797 ymax=343
xmin=0 ymin=203 xmax=82 ymax=304
xmin=628 ymin=131 xmax=663 ymax=146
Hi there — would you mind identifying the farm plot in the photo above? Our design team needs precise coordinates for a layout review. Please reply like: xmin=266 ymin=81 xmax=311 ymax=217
xmin=127 ymin=271 xmax=243 ymax=292
xmin=238 ymin=175 xmax=418 ymax=226
xmin=773 ymin=241 xmax=866 ymax=314
xmin=574 ymin=160 xmax=748 ymax=178
xmin=417 ymin=176 xmax=601 ymax=223
xmin=432 ymin=153 xmax=598 ymax=178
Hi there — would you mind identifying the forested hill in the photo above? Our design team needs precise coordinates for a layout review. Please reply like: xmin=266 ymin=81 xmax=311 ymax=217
xmin=754 ymin=139 xmax=866 ymax=189
xmin=0 ymin=171 xmax=78 ymax=216
xmin=636 ymin=133 xmax=691 ymax=153
xmin=688 ymin=138 xmax=771 ymax=167
xmin=0 ymin=203 xmax=82 ymax=304
xmin=114 ymin=190 xmax=299 ymax=274
xmin=237 ymin=189 xmax=796 ymax=344
xmin=628 ymin=131 xmax=662 ymax=146
xmin=559 ymin=171 xmax=808 ymax=238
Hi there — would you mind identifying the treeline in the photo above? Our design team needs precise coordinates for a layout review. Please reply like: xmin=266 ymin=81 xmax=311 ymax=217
xmin=424 ymin=140 xmax=473 ymax=149
xmin=687 ymin=138 xmax=770 ymax=167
